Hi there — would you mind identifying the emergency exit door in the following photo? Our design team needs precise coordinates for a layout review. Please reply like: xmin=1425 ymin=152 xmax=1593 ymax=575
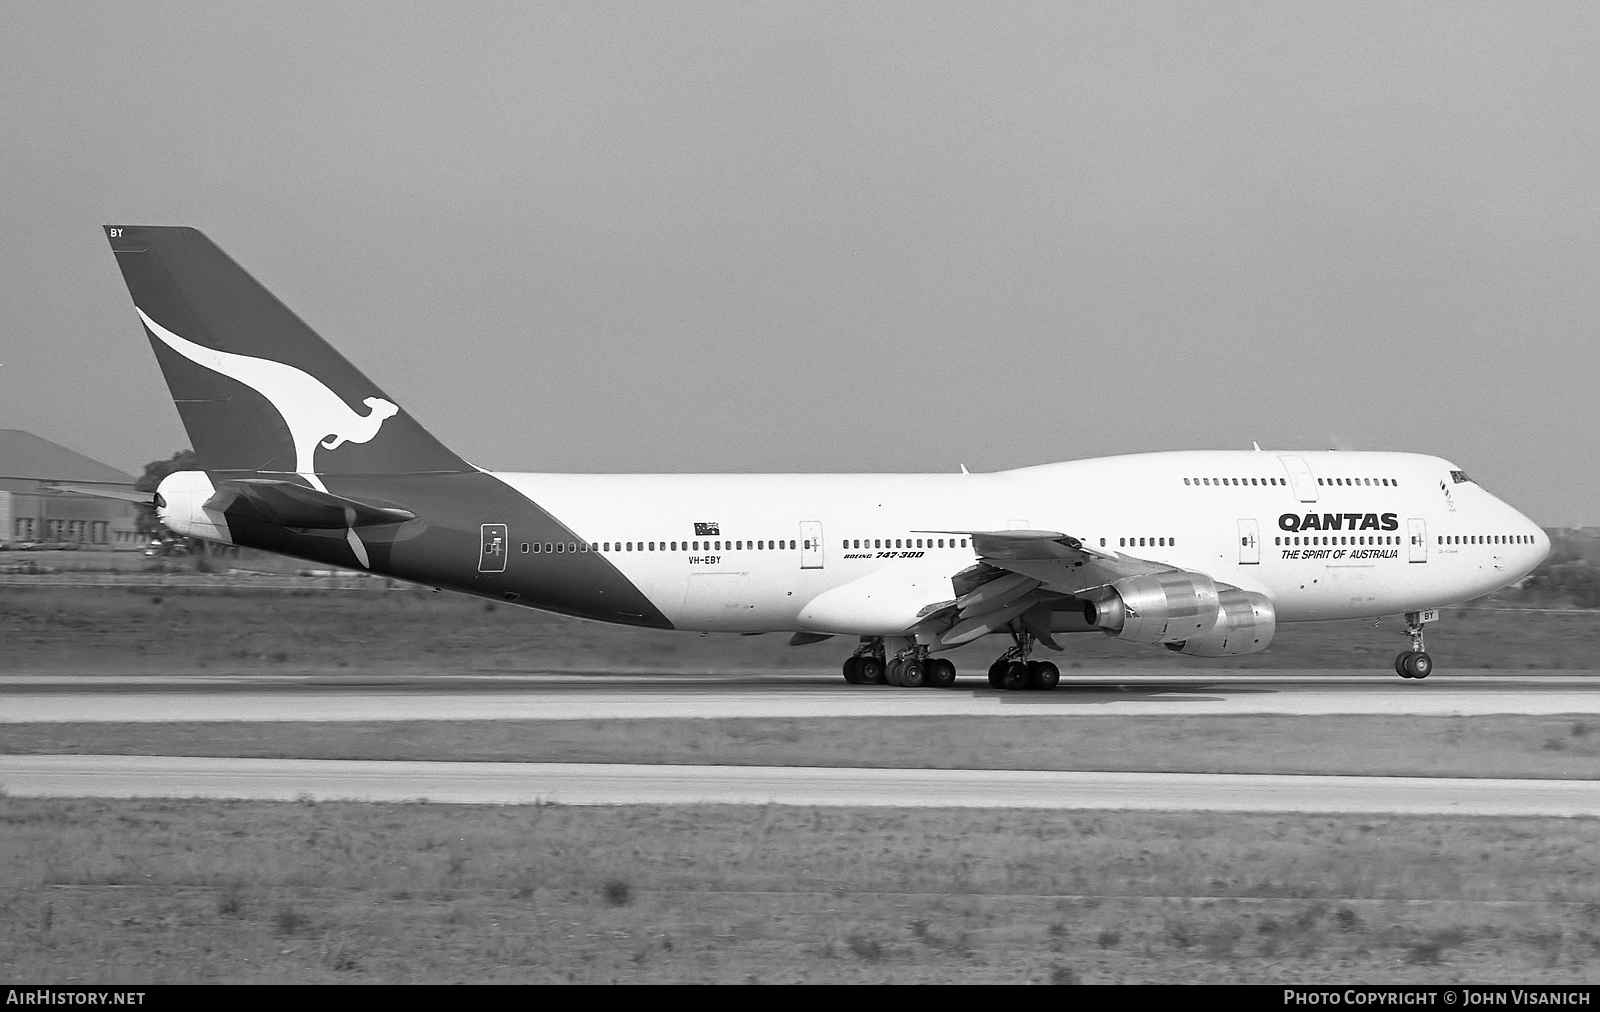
xmin=1278 ymin=456 xmax=1319 ymax=503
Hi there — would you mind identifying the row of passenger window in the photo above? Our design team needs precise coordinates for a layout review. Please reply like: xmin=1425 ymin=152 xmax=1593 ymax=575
xmin=843 ymin=538 xmax=968 ymax=550
xmin=521 ymin=530 xmax=1529 ymax=558
xmin=524 ymin=539 xmax=802 ymax=554
xmin=1186 ymin=477 xmax=1285 ymax=487
xmin=1276 ymin=536 xmax=1399 ymax=546
xmin=525 ymin=536 xmax=981 ymax=555
xmin=1185 ymin=476 xmax=1400 ymax=487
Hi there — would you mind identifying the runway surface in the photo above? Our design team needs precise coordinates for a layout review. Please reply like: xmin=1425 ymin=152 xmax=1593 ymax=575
xmin=3 ymin=754 xmax=1596 ymax=815
xmin=4 ymin=671 xmax=1598 ymax=722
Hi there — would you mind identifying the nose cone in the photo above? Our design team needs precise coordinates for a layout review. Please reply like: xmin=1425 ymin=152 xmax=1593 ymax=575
xmin=1532 ymin=524 xmax=1551 ymax=566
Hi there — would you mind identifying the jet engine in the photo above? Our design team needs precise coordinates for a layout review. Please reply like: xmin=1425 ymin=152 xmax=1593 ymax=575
xmin=1166 ymin=588 xmax=1276 ymax=657
xmin=1082 ymin=571 xmax=1220 ymax=644
xmin=154 ymin=470 xmax=233 ymax=544
xmin=1083 ymin=573 xmax=1275 ymax=656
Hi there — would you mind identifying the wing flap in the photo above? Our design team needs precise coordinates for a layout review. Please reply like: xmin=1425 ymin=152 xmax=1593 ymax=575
xmin=960 ymin=529 xmax=1170 ymax=596
xmin=939 ymin=596 xmax=1041 ymax=645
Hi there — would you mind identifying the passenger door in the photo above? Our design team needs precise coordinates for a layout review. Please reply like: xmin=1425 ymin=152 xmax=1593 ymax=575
xmin=479 ymin=523 xmax=508 ymax=573
xmin=799 ymin=520 xmax=824 ymax=570
xmin=1238 ymin=519 xmax=1260 ymax=565
xmin=1407 ymin=518 xmax=1428 ymax=563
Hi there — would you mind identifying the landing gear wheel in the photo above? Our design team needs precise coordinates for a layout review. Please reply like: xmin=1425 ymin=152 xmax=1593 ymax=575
xmin=889 ymin=656 xmax=915 ymax=688
xmin=842 ymin=657 xmax=863 ymax=684
xmin=1000 ymin=661 xmax=1030 ymax=691
xmin=1396 ymin=610 xmax=1436 ymax=680
xmin=927 ymin=658 xmax=957 ymax=689
xmin=1027 ymin=660 xmax=1060 ymax=691
xmin=857 ymin=657 xmax=885 ymax=685
xmin=900 ymin=659 xmax=927 ymax=688
xmin=987 ymin=660 xmax=1007 ymax=688
xmin=1403 ymin=651 xmax=1433 ymax=679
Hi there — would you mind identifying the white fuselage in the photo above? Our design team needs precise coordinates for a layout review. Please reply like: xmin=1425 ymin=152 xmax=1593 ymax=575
xmin=495 ymin=450 xmax=1548 ymax=634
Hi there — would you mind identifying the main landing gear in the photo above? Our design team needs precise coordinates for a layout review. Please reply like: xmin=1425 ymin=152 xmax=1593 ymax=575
xmin=840 ymin=630 xmax=1062 ymax=690
xmin=841 ymin=640 xmax=956 ymax=688
xmin=986 ymin=630 xmax=1059 ymax=691
xmin=1394 ymin=610 xmax=1435 ymax=679
xmin=842 ymin=652 xmax=885 ymax=685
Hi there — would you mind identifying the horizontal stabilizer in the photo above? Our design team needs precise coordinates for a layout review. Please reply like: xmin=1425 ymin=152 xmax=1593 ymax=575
xmin=43 ymin=482 xmax=155 ymax=505
xmin=205 ymin=478 xmax=416 ymax=529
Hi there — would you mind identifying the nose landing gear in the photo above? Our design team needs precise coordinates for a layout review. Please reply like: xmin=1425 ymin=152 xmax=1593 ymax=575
xmin=1394 ymin=610 xmax=1436 ymax=679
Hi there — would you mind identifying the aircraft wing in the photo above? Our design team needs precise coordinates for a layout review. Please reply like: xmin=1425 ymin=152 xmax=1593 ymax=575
xmin=964 ymin=529 xmax=1171 ymax=597
xmin=204 ymin=479 xmax=416 ymax=529
xmin=920 ymin=529 xmax=1185 ymax=649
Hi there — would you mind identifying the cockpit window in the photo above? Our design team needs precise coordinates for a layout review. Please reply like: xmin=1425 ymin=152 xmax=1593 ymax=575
xmin=1450 ymin=470 xmax=1473 ymax=484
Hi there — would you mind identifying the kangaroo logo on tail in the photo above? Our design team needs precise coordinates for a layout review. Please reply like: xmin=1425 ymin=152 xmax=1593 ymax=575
xmin=136 ymin=307 xmax=398 ymax=492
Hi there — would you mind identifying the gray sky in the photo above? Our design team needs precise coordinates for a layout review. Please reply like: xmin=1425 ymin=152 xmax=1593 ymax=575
xmin=3 ymin=2 xmax=1596 ymax=525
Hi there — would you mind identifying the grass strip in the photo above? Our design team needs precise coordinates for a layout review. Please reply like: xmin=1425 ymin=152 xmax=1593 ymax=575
xmin=6 ymin=714 xmax=1600 ymax=780
xmin=4 ymin=798 xmax=1597 ymax=983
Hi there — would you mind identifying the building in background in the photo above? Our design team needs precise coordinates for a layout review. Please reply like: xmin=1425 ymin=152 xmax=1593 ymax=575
xmin=0 ymin=430 xmax=144 ymax=550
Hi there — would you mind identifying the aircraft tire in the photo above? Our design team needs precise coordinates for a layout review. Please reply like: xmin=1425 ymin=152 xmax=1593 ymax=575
xmin=842 ymin=657 xmax=863 ymax=684
xmin=1395 ymin=650 xmax=1416 ymax=678
xmin=1404 ymin=651 xmax=1433 ymax=679
xmin=885 ymin=658 xmax=904 ymax=686
xmin=927 ymin=658 xmax=957 ymax=688
xmin=857 ymin=657 xmax=886 ymax=685
xmin=1027 ymin=660 xmax=1060 ymax=691
xmin=987 ymin=661 xmax=1006 ymax=688
xmin=900 ymin=660 xmax=927 ymax=688
xmin=1000 ymin=661 xmax=1030 ymax=691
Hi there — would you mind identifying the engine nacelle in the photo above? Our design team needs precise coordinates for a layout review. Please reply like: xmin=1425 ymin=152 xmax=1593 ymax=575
xmin=1167 ymin=589 xmax=1276 ymax=657
xmin=154 ymin=471 xmax=233 ymax=544
xmin=1082 ymin=571 xmax=1221 ymax=644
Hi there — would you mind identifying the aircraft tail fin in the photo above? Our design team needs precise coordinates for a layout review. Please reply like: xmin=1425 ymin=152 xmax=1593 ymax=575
xmin=102 ymin=225 xmax=471 ymax=484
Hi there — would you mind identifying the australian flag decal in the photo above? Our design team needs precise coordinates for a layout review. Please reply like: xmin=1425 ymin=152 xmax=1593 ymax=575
xmin=694 ymin=522 xmax=720 ymax=537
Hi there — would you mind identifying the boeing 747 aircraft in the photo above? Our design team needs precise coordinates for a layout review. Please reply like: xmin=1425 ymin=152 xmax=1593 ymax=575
xmin=100 ymin=225 xmax=1549 ymax=686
